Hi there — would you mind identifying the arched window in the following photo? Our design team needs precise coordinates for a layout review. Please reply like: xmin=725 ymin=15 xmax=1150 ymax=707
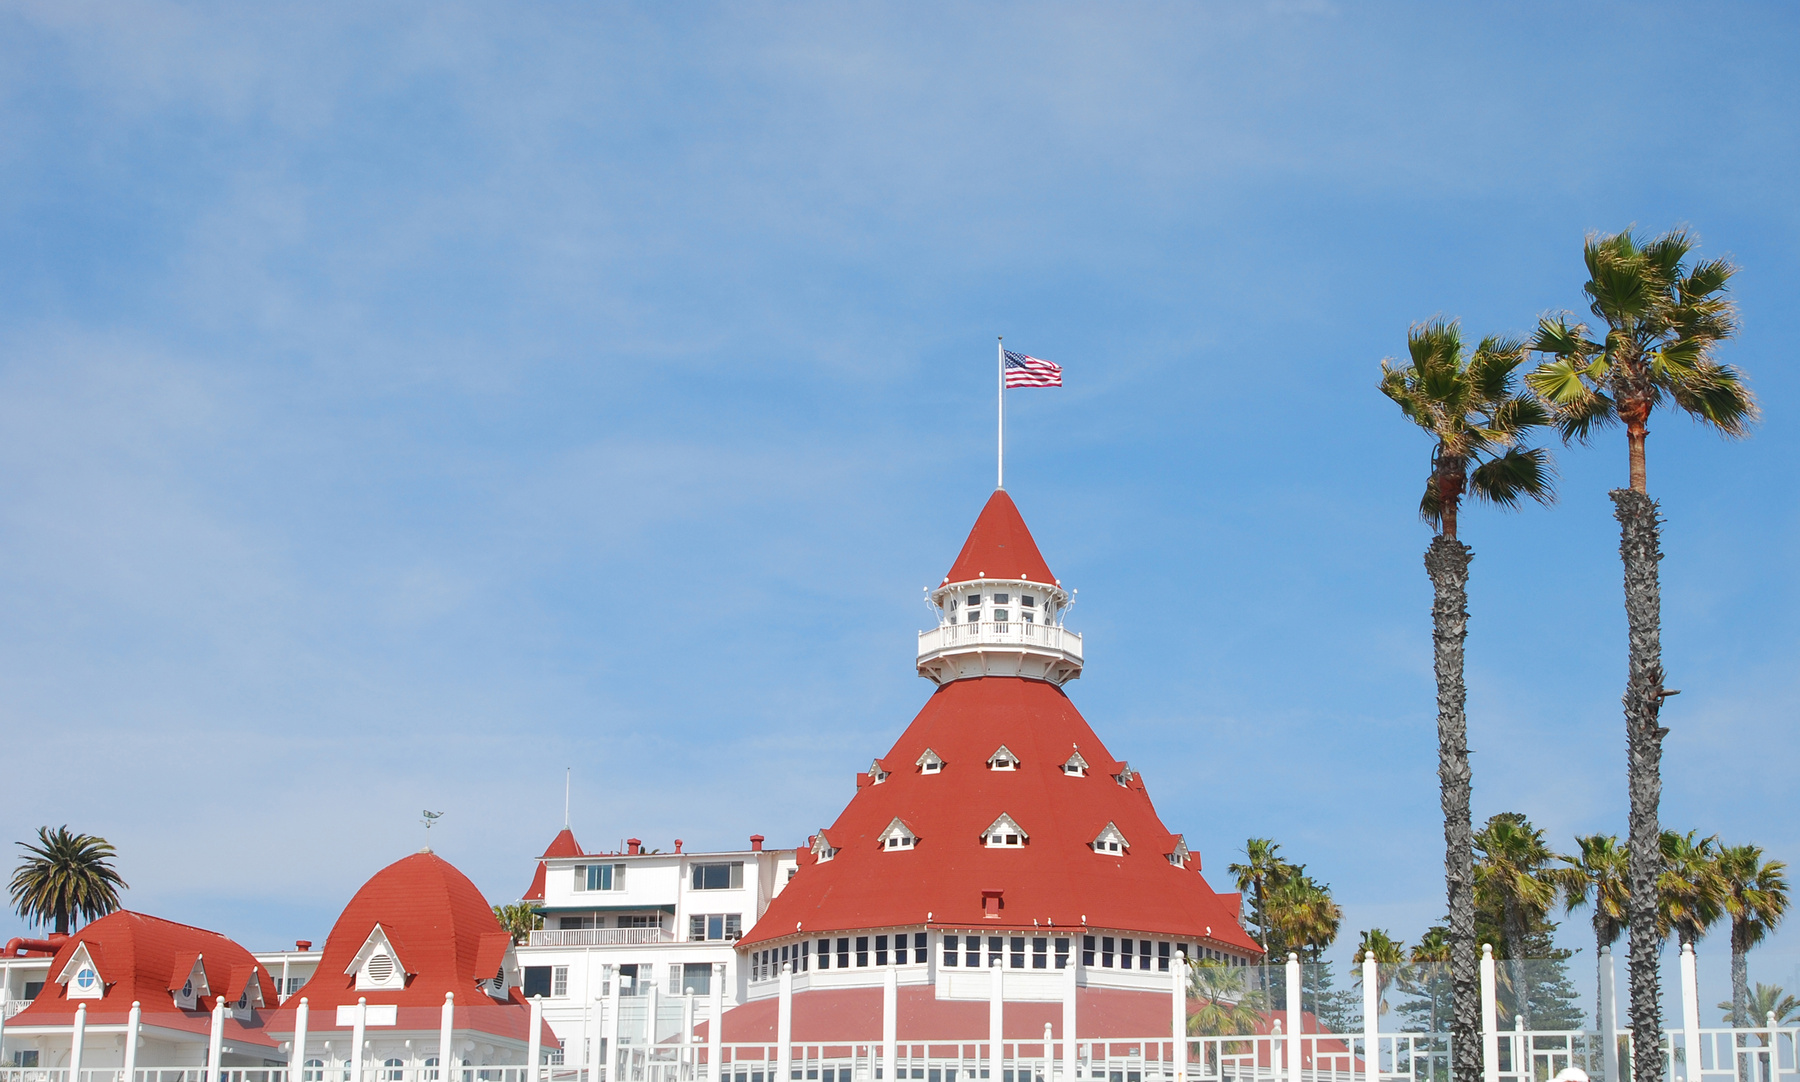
xmin=424 ymin=1058 xmax=440 ymax=1082
xmin=382 ymin=1059 xmax=405 ymax=1082
xmin=303 ymin=1059 xmax=325 ymax=1082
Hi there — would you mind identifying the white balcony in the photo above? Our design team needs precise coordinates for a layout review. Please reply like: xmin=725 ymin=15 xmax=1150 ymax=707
xmin=526 ymin=928 xmax=678 ymax=947
xmin=916 ymin=620 xmax=1083 ymax=686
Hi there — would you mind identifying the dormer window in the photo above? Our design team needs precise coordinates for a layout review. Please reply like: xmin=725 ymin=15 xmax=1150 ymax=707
xmin=917 ymin=749 xmax=944 ymax=774
xmin=58 ymin=944 xmax=104 ymax=1000
xmin=869 ymin=760 xmax=890 ymax=784
xmin=170 ymin=957 xmax=209 ymax=1011
xmin=1113 ymin=764 xmax=1134 ymax=788
xmin=1062 ymin=751 xmax=1089 ymax=777
xmin=811 ymin=832 xmax=838 ymax=863
xmin=1092 ymin=822 xmax=1129 ymax=855
xmin=987 ymin=746 xmax=1020 ymax=771
xmin=1167 ymin=836 xmax=1191 ymax=868
xmin=878 ymin=818 xmax=918 ymax=851
xmin=349 ymin=925 xmax=410 ymax=991
xmin=982 ymin=814 xmax=1027 ymax=848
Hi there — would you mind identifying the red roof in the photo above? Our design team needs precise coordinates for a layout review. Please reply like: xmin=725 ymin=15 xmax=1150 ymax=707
xmin=740 ymin=677 xmax=1256 ymax=953
xmin=523 ymin=829 xmax=584 ymax=902
xmin=706 ymin=985 xmax=1175 ymax=1042
xmin=944 ymin=491 xmax=1056 ymax=585
xmin=265 ymin=851 xmax=539 ymax=1043
xmin=7 ymin=911 xmax=278 ymax=1047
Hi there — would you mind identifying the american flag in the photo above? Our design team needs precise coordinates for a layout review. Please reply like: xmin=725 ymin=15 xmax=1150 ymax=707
xmin=1003 ymin=349 xmax=1062 ymax=387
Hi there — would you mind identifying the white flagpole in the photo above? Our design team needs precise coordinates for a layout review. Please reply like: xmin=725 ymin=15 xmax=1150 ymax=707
xmin=997 ymin=336 xmax=1005 ymax=490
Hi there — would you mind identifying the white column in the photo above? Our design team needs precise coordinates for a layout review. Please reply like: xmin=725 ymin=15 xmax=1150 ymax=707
xmin=350 ymin=998 xmax=368 ymax=1082
xmin=604 ymin=968 xmax=622 ymax=1082
xmin=682 ymin=992 xmax=695 ymax=1079
xmin=710 ymin=965 xmax=726 ymax=1082
xmin=1361 ymin=954 xmax=1378 ymax=1082
xmin=208 ymin=995 xmax=227 ymax=1082
xmin=70 ymin=1002 xmax=88 ymax=1082
xmin=776 ymin=964 xmax=793 ymax=1082
xmin=990 ymin=961 xmax=1005 ymax=1079
xmin=1680 ymin=944 xmax=1702 ymax=1082
xmin=1600 ymin=949 xmax=1619 ymax=1082
xmin=1285 ymin=954 xmax=1301 ymax=1082
xmin=439 ymin=994 xmax=456 ymax=1082
xmin=123 ymin=1001 xmax=142 ymax=1082
xmin=1172 ymin=952 xmax=1187 ymax=1082
xmin=529 ymin=997 xmax=545 ymax=1082
xmin=1061 ymin=959 xmax=1077 ymax=1082
xmin=290 ymin=998 xmax=310 ymax=1082
xmin=1480 ymin=946 xmax=1498 ymax=1082
xmin=882 ymin=968 xmax=897 ymax=1082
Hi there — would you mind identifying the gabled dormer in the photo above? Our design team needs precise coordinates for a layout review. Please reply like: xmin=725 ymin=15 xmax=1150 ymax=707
xmin=869 ymin=759 xmax=891 ymax=785
xmin=228 ymin=968 xmax=266 ymax=1018
xmin=472 ymin=931 xmax=514 ymax=1002
xmin=56 ymin=942 xmax=105 ymax=1000
xmin=346 ymin=924 xmax=410 ymax=991
xmin=1062 ymin=750 xmax=1089 ymax=777
xmin=169 ymin=955 xmax=209 ymax=1011
xmin=1091 ymin=822 xmax=1129 ymax=855
xmin=811 ymin=831 xmax=839 ymax=863
xmin=877 ymin=818 xmax=918 ymax=851
xmin=982 ymin=814 xmax=1028 ymax=848
xmin=986 ymin=745 xmax=1020 ymax=771
xmin=1112 ymin=763 xmax=1134 ymax=788
xmin=1167 ymin=835 xmax=1191 ymax=868
xmin=916 ymin=748 xmax=945 ymax=775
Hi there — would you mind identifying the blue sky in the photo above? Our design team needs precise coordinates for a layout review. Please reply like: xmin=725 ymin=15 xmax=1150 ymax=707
xmin=1 ymin=2 xmax=1796 ymax=1018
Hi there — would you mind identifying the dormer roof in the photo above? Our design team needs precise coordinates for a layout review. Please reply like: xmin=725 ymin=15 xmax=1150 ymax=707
xmin=987 ymin=745 xmax=1020 ymax=769
xmin=943 ymin=490 xmax=1056 ymax=586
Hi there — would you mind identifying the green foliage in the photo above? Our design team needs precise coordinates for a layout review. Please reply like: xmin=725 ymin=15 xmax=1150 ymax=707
xmin=1187 ymin=960 xmax=1269 ymax=1038
xmin=1658 ymin=830 xmax=1727 ymax=946
xmin=493 ymin=901 xmax=543 ymax=945
xmin=1719 ymin=984 xmax=1800 ymax=1029
xmin=9 ymin=826 xmax=127 ymax=935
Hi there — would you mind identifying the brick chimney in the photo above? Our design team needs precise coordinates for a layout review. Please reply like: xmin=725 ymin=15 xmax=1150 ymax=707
xmin=750 ymin=834 xmax=764 ymax=852
xmin=627 ymin=838 xmax=642 ymax=855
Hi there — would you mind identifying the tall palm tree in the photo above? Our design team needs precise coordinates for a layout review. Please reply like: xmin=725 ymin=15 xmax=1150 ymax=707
xmin=1188 ymin=960 xmax=1270 ymax=1039
xmin=1265 ymin=870 xmax=1342 ymax=959
xmin=1409 ymin=930 xmax=1453 ymax=1034
xmin=1529 ymin=228 xmax=1756 ymax=1082
xmin=1717 ymin=984 xmax=1800 ymax=1033
xmin=1717 ymin=846 xmax=1789 ymax=1027
xmin=9 ymin=826 xmax=127 ymax=935
xmin=1560 ymin=834 xmax=1631 ymax=1030
xmin=1356 ymin=929 xmax=1408 ymax=1013
xmin=1658 ymin=830 xmax=1728 ymax=949
xmin=1475 ymin=813 xmax=1563 ymax=1029
xmin=1381 ymin=321 xmax=1554 ymax=1082
xmin=1229 ymin=838 xmax=1287 ymax=955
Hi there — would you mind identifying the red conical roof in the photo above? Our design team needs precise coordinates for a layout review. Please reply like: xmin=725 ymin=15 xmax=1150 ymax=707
xmin=523 ymin=828 xmax=583 ymax=901
xmin=944 ymin=490 xmax=1056 ymax=585
xmin=739 ymin=677 xmax=1256 ymax=952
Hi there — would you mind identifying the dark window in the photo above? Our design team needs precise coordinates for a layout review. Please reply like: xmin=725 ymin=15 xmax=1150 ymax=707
xmin=1081 ymin=936 xmax=1095 ymax=967
xmin=1055 ymin=938 xmax=1070 ymax=969
xmin=915 ymin=932 xmax=928 ymax=958
xmin=560 ymin=915 xmax=599 ymax=930
xmin=522 ymin=967 xmax=552 ymax=998
xmin=966 ymin=612 xmax=979 ymax=623
xmin=995 ymin=609 xmax=1008 ymax=623
xmin=1010 ymin=937 xmax=1026 ymax=969
xmin=692 ymin=862 xmax=743 ymax=890
xmin=1158 ymin=941 xmax=1171 ymax=972
xmin=24 ymin=982 xmax=44 ymax=1000
xmin=1140 ymin=939 xmax=1154 ymax=970
xmin=681 ymin=963 xmax=712 ymax=996
xmin=876 ymin=935 xmax=889 ymax=966
xmin=1022 ymin=596 xmax=1035 ymax=608
xmin=942 ymin=935 xmax=957 ymax=967
xmin=839 ymin=938 xmax=850 ymax=968
xmin=1102 ymin=936 xmax=1115 ymax=968
xmin=817 ymin=939 xmax=832 ymax=968
xmin=1032 ymin=938 xmax=1048 ymax=969
xmin=988 ymin=937 xmax=1003 ymax=967
xmin=994 ymin=594 xmax=1009 ymax=604
xmin=965 ymin=936 xmax=980 ymax=968
xmin=856 ymin=936 xmax=870 ymax=967
xmin=968 ymin=595 xmax=982 ymax=605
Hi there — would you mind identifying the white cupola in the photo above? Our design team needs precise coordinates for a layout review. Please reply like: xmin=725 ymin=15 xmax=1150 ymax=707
xmin=917 ymin=490 xmax=1083 ymax=686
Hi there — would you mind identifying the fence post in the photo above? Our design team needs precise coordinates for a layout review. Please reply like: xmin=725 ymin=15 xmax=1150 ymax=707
xmin=710 ymin=965 xmax=726 ymax=1082
xmin=882 ymin=967 xmax=897 ymax=1082
xmin=124 ymin=1000 xmax=142 ymax=1082
xmin=1173 ymin=951 xmax=1187 ymax=1082
xmin=529 ymin=996 xmax=545 ymax=1082
xmin=349 ymin=997 xmax=367 ymax=1082
xmin=605 ymin=967 xmax=622 ymax=1082
xmin=1480 ymin=945 xmax=1498 ymax=1082
xmin=777 ymin=963 xmax=793 ymax=1082
xmin=211 ymin=995 xmax=230 ymax=1082
xmin=288 ymin=997 xmax=309 ymax=1082
xmin=1601 ymin=949 xmax=1619 ymax=1082
xmin=439 ymin=994 xmax=456 ymax=1082
xmin=1286 ymin=953 xmax=1302 ymax=1082
xmin=1680 ymin=944 xmax=1702 ymax=1082
xmin=1362 ymin=955 xmax=1378 ymax=1082
xmin=70 ymin=1002 xmax=87 ymax=1082
xmin=1062 ymin=957 xmax=1078 ymax=1082
xmin=990 ymin=961 xmax=1005 ymax=1081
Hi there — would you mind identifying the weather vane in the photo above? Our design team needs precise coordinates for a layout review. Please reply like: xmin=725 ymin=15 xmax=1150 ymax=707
xmin=422 ymin=810 xmax=444 ymax=832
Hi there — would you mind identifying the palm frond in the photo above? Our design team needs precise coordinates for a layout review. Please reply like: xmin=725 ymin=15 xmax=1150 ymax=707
xmin=1469 ymin=447 xmax=1556 ymax=510
xmin=1669 ymin=361 xmax=1759 ymax=436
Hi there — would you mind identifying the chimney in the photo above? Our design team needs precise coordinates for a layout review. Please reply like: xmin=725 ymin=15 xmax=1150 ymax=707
xmin=627 ymin=838 xmax=642 ymax=855
xmin=750 ymin=835 xmax=764 ymax=852
xmin=296 ymin=940 xmax=312 ymax=951
xmin=674 ymin=839 xmax=683 ymax=853
xmin=982 ymin=889 xmax=1004 ymax=919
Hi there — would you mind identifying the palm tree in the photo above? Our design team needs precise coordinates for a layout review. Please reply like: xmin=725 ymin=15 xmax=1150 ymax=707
xmin=1560 ymin=834 xmax=1631 ymax=1030
xmin=1717 ymin=984 xmax=1800 ymax=1033
xmin=1356 ymin=929 xmax=1408 ymax=1013
xmin=1529 ymin=227 xmax=1756 ymax=1082
xmin=1188 ymin=959 xmax=1270 ymax=1039
xmin=492 ymin=901 xmax=543 ymax=945
xmin=9 ymin=826 xmax=127 ymax=935
xmin=1380 ymin=319 xmax=1554 ymax=1082
xmin=1408 ymin=929 xmax=1453 ymax=1034
xmin=1658 ymin=830 xmax=1727 ymax=949
xmin=1475 ymin=813 xmax=1563 ymax=1029
xmin=1264 ymin=870 xmax=1342 ymax=960
xmin=1717 ymin=846 xmax=1789 ymax=1027
xmin=1229 ymin=839 xmax=1287 ymax=955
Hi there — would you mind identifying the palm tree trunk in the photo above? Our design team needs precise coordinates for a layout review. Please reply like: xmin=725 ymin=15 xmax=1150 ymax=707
xmin=1426 ymin=536 xmax=1480 ymax=1082
xmin=1614 ymin=488 xmax=1668 ymax=1082
xmin=1627 ymin=421 xmax=1649 ymax=493
xmin=1731 ymin=921 xmax=1749 ymax=1028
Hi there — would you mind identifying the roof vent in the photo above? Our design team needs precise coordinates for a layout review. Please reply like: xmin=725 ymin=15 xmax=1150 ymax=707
xmin=366 ymin=953 xmax=394 ymax=984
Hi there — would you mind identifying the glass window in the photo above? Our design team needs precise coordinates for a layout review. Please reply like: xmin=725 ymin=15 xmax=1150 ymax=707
xmin=523 ymin=966 xmax=553 ymax=998
xmin=839 ymin=938 xmax=851 ymax=968
xmin=1032 ymin=938 xmax=1048 ymax=969
xmin=915 ymin=932 xmax=928 ymax=958
xmin=856 ymin=936 xmax=870 ymax=967
xmin=1055 ymin=938 xmax=1070 ymax=969
xmin=692 ymin=862 xmax=744 ymax=890
xmin=1081 ymin=936 xmax=1095 ymax=967
xmin=817 ymin=938 xmax=832 ymax=968
xmin=1158 ymin=941 xmax=1172 ymax=972
xmin=681 ymin=963 xmax=712 ymax=996
xmin=988 ymin=937 xmax=1003 ymax=967
xmin=1022 ymin=612 xmax=1034 ymax=624
xmin=1021 ymin=595 xmax=1035 ymax=608
xmin=1101 ymin=936 xmax=1115 ymax=968
xmin=994 ymin=609 xmax=1008 ymax=623
xmin=965 ymin=936 xmax=980 ymax=968
xmin=968 ymin=594 xmax=982 ymax=605
xmin=553 ymin=967 xmax=569 ymax=996
xmin=1010 ymin=937 xmax=1025 ymax=969
xmin=966 ymin=611 xmax=979 ymax=623
xmin=942 ymin=935 xmax=957 ymax=967
xmin=994 ymin=594 xmax=1009 ymax=604
xmin=876 ymin=935 xmax=889 ymax=966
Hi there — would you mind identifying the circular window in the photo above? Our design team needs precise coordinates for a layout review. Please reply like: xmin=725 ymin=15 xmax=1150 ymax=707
xmin=366 ymin=953 xmax=395 ymax=983
xmin=182 ymin=980 xmax=194 ymax=997
xmin=75 ymin=968 xmax=96 ymax=990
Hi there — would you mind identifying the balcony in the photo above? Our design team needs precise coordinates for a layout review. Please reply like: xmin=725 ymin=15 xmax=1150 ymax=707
xmin=916 ymin=620 xmax=1083 ymax=687
xmin=527 ymin=928 xmax=678 ymax=947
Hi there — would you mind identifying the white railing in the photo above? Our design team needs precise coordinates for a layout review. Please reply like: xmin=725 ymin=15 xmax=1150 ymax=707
xmin=528 ymin=929 xmax=679 ymax=948
xmin=916 ymin=621 xmax=1083 ymax=659
xmin=2 ymin=1000 xmax=31 ymax=1019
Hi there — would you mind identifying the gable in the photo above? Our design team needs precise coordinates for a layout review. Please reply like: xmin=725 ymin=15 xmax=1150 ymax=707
xmin=345 ymin=925 xmax=411 ymax=991
xmin=56 ymin=943 xmax=106 ymax=1000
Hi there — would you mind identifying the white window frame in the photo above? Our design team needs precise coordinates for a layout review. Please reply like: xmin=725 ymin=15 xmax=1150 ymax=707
xmin=1092 ymin=822 xmax=1129 ymax=855
xmin=982 ymin=813 xmax=1028 ymax=848
xmin=916 ymin=749 xmax=944 ymax=774
xmin=987 ymin=745 xmax=1019 ymax=771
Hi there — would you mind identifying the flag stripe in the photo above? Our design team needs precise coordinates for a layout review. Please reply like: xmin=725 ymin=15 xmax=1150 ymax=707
xmin=1003 ymin=349 xmax=1063 ymax=387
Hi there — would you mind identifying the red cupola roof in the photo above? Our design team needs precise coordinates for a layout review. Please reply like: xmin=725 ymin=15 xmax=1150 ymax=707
xmin=739 ymin=677 xmax=1256 ymax=953
xmin=7 ymin=910 xmax=278 ymax=1046
xmin=272 ymin=851 xmax=516 ymax=1018
xmin=943 ymin=490 xmax=1056 ymax=585
xmin=522 ymin=828 xmax=583 ymax=902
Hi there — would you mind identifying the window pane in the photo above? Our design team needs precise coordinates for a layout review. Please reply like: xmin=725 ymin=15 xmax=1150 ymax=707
xmin=994 ymin=594 xmax=1009 ymax=604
